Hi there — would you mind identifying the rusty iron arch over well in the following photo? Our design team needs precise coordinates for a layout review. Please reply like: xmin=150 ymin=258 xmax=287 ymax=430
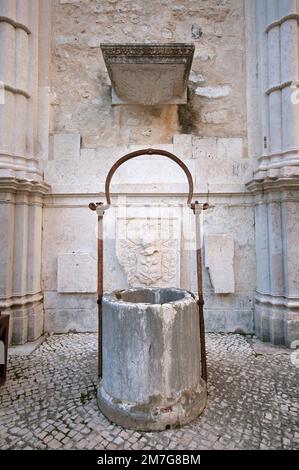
xmin=89 ymin=148 xmax=208 ymax=383
xmin=104 ymin=147 xmax=194 ymax=207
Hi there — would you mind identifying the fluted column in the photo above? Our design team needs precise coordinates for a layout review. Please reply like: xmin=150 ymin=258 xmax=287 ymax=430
xmin=0 ymin=0 xmax=51 ymax=344
xmin=245 ymin=0 xmax=299 ymax=346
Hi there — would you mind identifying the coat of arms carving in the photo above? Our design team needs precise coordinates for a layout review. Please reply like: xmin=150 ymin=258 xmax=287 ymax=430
xmin=116 ymin=218 xmax=180 ymax=287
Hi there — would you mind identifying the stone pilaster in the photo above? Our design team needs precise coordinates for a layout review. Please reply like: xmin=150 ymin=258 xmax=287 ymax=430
xmin=0 ymin=0 xmax=51 ymax=344
xmin=245 ymin=0 xmax=299 ymax=346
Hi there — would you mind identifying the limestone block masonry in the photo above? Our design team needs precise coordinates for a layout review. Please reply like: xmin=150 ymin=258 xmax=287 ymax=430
xmin=98 ymin=288 xmax=207 ymax=431
xmin=0 ymin=0 xmax=51 ymax=345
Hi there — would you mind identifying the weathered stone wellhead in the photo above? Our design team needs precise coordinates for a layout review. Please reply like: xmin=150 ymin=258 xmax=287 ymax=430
xmin=97 ymin=287 xmax=207 ymax=431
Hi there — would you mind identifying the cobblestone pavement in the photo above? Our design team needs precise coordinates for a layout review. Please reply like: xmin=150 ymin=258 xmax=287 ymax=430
xmin=0 ymin=333 xmax=298 ymax=450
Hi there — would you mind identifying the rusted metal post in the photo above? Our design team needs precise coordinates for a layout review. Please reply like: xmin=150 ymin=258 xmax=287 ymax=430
xmin=89 ymin=202 xmax=105 ymax=378
xmin=97 ymin=209 xmax=104 ymax=378
xmin=0 ymin=313 xmax=10 ymax=386
xmin=192 ymin=201 xmax=209 ymax=383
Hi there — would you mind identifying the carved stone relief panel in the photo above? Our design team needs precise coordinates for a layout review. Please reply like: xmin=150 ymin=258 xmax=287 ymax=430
xmin=116 ymin=217 xmax=180 ymax=288
xmin=101 ymin=43 xmax=194 ymax=105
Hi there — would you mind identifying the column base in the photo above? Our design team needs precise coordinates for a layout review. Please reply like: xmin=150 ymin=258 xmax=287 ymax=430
xmin=1 ymin=298 xmax=44 ymax=345
xmin=255 ymin=294 xmax=299 ymax=347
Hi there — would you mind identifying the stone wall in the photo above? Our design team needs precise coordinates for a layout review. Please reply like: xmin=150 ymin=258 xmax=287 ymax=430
xmin=51 ymin=0 xmax=247 ymax=144
xmin=42 ymin=0 xmax=256 ymax=336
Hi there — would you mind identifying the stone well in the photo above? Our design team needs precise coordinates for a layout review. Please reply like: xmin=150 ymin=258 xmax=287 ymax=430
xmin=97 ymin=287 xmax=207 ymax=431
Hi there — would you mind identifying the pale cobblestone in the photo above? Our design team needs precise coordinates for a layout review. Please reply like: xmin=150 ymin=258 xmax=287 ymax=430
xmin=0 ymin=333 xmax=298 ymax=450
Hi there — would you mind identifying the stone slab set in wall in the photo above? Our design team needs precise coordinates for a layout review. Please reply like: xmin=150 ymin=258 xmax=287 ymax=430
xmin=205 ymin=234 xmax=235 ymax=294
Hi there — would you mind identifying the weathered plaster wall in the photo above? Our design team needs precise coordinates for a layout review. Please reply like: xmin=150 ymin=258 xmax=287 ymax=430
xmin=51 ymin=0 xmax=247 ymax=145
xmin=43 ymin=0 xmax=255 ymax=336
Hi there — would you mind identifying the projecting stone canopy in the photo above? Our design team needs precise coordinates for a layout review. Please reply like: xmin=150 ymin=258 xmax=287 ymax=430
xmin=100 ymin=43 xmax=194 ymax=105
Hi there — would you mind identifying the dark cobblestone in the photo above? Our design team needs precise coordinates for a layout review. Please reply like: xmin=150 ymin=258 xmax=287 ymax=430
xmin=0 ymin=333 xmax=298 ymax=450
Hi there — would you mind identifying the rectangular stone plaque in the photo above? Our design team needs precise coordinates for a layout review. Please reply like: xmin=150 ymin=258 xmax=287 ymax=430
xmin=57 ymin=253 xmax=97 ymax=293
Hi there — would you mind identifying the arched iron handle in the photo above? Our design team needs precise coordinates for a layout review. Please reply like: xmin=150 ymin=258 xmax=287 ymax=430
xmin=104 ymin=148 xmax=194 ymax=207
